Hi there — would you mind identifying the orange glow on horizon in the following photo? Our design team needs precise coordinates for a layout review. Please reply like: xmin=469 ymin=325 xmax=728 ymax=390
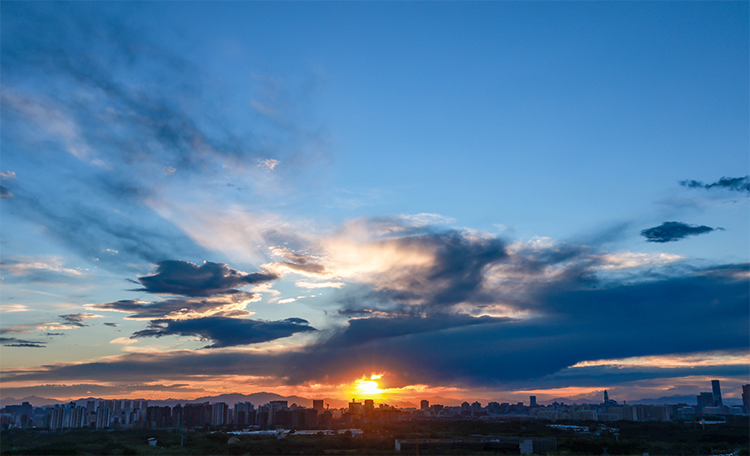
xmin=350 ymin=374 xmax=385 ymax=400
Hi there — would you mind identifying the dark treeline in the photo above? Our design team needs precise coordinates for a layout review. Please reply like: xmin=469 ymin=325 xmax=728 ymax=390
xmin=1 ymin=419 xmax=748 ymax=455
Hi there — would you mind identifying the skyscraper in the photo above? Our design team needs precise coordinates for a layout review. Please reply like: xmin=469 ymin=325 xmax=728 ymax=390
xmin=420 ymin=400 xmax=429 ymax=410
xmin=696 ymin=392 xmax=713 ymax=412
xmin=530 ymin=396 xmax=537 ymax=407
xmin=742 ymin=384 xmax=749 ymax=412
xmin=711 ymin=380 xmax=723 ymax=406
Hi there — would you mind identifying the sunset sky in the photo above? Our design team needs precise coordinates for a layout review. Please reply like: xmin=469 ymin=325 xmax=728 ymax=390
xmin=1 ymin=2 xmax=748 ymax=405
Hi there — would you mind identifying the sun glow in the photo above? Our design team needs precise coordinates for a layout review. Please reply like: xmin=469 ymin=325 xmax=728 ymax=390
xmin=351 ymin=374 xmax=385 ymax=400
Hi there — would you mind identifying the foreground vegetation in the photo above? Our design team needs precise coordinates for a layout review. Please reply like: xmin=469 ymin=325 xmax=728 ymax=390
xmin=1 ymin=418 xmax=748 ymax=455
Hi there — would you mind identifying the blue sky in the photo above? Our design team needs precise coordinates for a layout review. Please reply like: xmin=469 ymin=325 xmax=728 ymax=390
xmin=1 ymin=1 xmax=748 ymax=403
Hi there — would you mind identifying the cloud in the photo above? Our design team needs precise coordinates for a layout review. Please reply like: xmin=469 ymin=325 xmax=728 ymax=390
xmin=680 ymin=176 xmax=750 ymax=193
xmin=324 ymin=313 xmax=516 ymax=348
xmin=0 ymin=337 xmax=46 ymax=348
xmin=130 ymin=316 xmax=316 ymax=349
xmin=0 ymin=304 xmax=30 ymax=313
xmin=9 ymin=261 xmax=741 ymax=388
xmin=135 ymin=260 xmax=278 ymax=297
xmin=264 ymin=248 xmax=334 ymax=278
xmin=0 ymin=185 xmax=13 ymax=199
xmin=640 ymin=222 xmax=723 ymax=243
xmin=323 ymin=228 xmax=507 ymax=312
xmin=0 ymin=171 xmax=16 ymax=180
xmin=1 ymin=3 xmax=327 ymax=272
xmin=0 ymin=256 xmax=86 ymax=283
xmin=110 ymin=337 xmax=137 ymax=345
xmin=257 ymin=158 xmax=280 ymax=171
xmin=0 ymin=382 xmax=203 ymax=400
xmin=58 ymin=313 xmax=104 ymax=327
xmin=88 ymin=293 xmax=259 ymax=320
xmin=102 ymin=322 xmax=119 ymax=327
xmin=295 ymin=281 xmax=344 ymax=289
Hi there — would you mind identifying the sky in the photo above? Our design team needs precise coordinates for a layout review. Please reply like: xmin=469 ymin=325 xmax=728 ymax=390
xmin=1 ymin=1 xmax=748 ymax=406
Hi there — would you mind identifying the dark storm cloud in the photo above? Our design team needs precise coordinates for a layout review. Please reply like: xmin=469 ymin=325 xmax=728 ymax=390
xmin=343 ymin=231 xmax=508 ymax=313
xmin=5 ymin=263 xmax=744 ymax=387
xmin=58 ymin=313 xmax=101 ymax=327
xmin=640 ymin=221 xmax=723 ymax=243
xmin=680 ymin=176 xmax=750 ymax=193
xmin=103 ymin=322 xmax=119 ymax=327
xmin=135 ymin=260 xmax=279 ymax=297
xmin=324 ymin=313 xmax=516 ymax=348
xmin=130 ymin=316 xmax=316 ymax=349
xmin=90 ymin=293 xmax=256 ymax=320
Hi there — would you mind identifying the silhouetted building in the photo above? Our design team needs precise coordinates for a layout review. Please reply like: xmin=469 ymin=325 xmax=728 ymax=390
xmin=711 ymin=380 xmax=723 ymax=407
xmin=312 ymin=400 xmax=324 ymax=412
xmin=234 ymin=402 xmax=254 ymax=426
xmin=290 ymin=408 xmax=317 ymax=429
xmin=421 ymin=400 xmax=429 ymax=410
xmin=696 ymin=392 xmax=713 ymax=413
xmin=183 ymin=402 xmax=212 ymax=428
xmin=146 ymin=406 xmax=172 ymax=428
xmin=211 ymin=402 xmax=228 ymax=426
xmin=529 ymin=396 xmax=537 ymax=407
xmin=349 ymin=399 xmax=363 ymax=415
xmin=743 ymin=384 xmax=750 ymax=413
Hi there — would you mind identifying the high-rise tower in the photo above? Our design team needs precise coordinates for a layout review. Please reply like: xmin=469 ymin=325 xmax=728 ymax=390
xmin=711 ymin=380 xmax=723 ymax=407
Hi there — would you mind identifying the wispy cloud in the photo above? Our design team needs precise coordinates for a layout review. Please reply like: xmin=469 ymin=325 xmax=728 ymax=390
xmin=88 ymin=294 xmax=258 ymax=320
xmin=59 ymin=313 xmax=104 ymax=327
xmin=680 ymin=176 xmax=750 ymax=194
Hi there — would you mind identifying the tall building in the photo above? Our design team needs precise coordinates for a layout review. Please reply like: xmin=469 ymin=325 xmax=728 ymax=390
xmin=696 ymin=392 xmax=713 ymax=412
xmin=711 ymin=380 xmax=723 ymax=406
xmin=530 ymin=396 xmax=537 ymax=407
xmin=211 ymin=402 xmax=228 ymax=426
xmin=312 ymin=400 xmax=324 ymax=412
xmin=420 ymin=400 xmax=429 ymax=410
xmin=742 ymin=384 xmax=750 ymax=412
xmin=234 ymin=402 xmax=254 ymax=426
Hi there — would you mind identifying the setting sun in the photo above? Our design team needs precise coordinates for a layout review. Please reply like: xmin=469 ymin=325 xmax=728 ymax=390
xmin=351 ymin=374 xmax=385 ymax=400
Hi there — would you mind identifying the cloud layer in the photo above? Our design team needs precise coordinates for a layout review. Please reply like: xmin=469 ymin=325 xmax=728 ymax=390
xmin=131 ymin=316 xmax=316 ymax=349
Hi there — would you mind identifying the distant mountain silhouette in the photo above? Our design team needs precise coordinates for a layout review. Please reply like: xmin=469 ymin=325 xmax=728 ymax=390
xmin=0 ymin=396 xmax=67 ymax=407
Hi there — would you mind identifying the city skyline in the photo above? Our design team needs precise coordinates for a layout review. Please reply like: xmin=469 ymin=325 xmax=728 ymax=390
xmin=4 ymin=379 xmax=749 ymax=432
xmin=1 ymin=2 xmax=748 ymax=405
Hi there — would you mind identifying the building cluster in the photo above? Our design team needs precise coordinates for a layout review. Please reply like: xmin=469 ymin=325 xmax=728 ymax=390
xmin=410 ymin=381 xmax=749 ymax=423
xmin=1 ymin=400 xmax=152 ymax=431
xmin=0 ymin=399 xmax=328 ymax=431
xmin=2 ymin=380 xmax=748 ymax=431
